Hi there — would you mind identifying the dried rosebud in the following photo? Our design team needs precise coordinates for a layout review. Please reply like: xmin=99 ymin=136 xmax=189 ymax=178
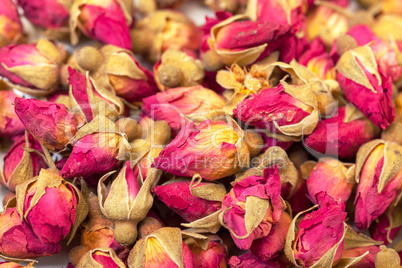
xmin=116 ymin=118 xmax=142 ymax=142
xmin=17 ymin=0 xmax=72 ymax=29
xmin=68 ymin=68 xmax=124 ymax=122
xmin=14 ymin=98 xmax=81 ymax=151
xmin=372 ymin=14 xmax=402 ymax=44
xmin=354 ymin=140 xmax=402 ymax=229
xmin=228 ymin=252 xmax=288 ymax=268
xmin=375 ymin=246 xmax=401 ymax=268
xmin=69 ymin=192 xmax=129 ymax=266
xmin=0 ymin=39 xmax=62 ymax=96
xmin=306 ymin=2 xmax=348 ymax=47
xmin=234 ymin=82 xmax=318 ymax=136
xmin=346 ymin=25 xmax=402 ymax=82
xmin=249 ymin=212 xmax=292 ymax=261
xmin=70 ymin=0 xmax=132 ymax=49
xmin=0 ymin=0 xmax=23 ymax=48
xmin=153 ymin=179 xmax=225 ymax=222
xmin=131 ymin=10 xmax=202 ymax=62
xmin=138 ymin=216 xmax=164 ymax=239
xmin=304 ymin=105 xmax=378 ymax=159
xmin=100 ymin=45 xmax=159 ymax=104
xmin=2 ymin=133 xmax=47 ymax=191
xmin=152 ymin=120 xmax=249 ymax=181
xmin=154 ymin=49 xmax=204 ymax=91
xmin=220 ymin=166 xmax=284 ymax=250
xmin=206 ymin=15 xmax=292 ymax=67
xmin=186 ymin=235 xmax=228 ymax=268
xmin=76 ymin=247 xmax=126 ymax=268
xmin=0 ymin=88 xmax=25 ymax=138
xmin=47 ymin=90 xmax=72 ymax=108
xmin=285 ymin=192 xmax=347 ymax=267
xmin=143 ymin=86 xmax=226 ymax=136
xmin=0 ymin=207 xmax=61 ymax=259
xmin=302 ymin=157 xmax=355 ymax=204
xmin=15 ymin=168 xmax=88 ymax=245
xmin=127 ymin=227 xmax=197 ymax=268
xmin=336 ymin=45 xmax=395 ymax=129
xmin=98 ymin=163 xmax=162 ymax=246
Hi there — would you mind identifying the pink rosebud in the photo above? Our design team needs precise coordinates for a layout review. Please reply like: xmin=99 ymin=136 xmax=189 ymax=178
xmin=0 ymin=207 xmax=61 ymax=259
xmin=2 ymin=134 xmax=47 ymax=190
xmin=71 ymin=0 xmax=132 ymax=49
xmin=17 ymin=169 xmax=78 ymax=244
xmin=221 ymin=167 xmax=284 ymax=250
xmin=0 ymin=89 xmax=25 ymax=138
xmin=0 ymin=0 xmax=23 ymax=48
xmin=289 ymin=192 xmax=347 ymax=267
xmin=304 ymin=106 xmax=378 ymax=159
xmin=336 ymin=46 xmax=395 ymax=129
xmin=249 ymin=212 xmax=292 ymax=261
xmin=17 ymin=0 xmax=71 ymax=29
xmin=153 ymin=180 xmax=222 ymax=222
xmin=0 ymin=40 xmax=61 ymax=96
xmin=305 ymin=158 xmax=354 ymax=204
xmin=347 ymin=25 xmax=402 ymax=82
xmin=143 ymin=86 xmax=226 ymax=135
xmin=187 ymin=236 xmax=228 ymax=268
xmin=152 ymin=120 xmax=249 ymax=181
xmin=354 ymin=140 xmax=402 ymax=229
xmin=234 ymin=83 xmax=318 ymax=136
xmin=341 ymin=246 xmax=380 ymax=268
xmin=228 ymin=252 xmax=288 ymax=268
xmin=14 ymin=97 xmax=80 ymax=151
xmin=60 ymin=133 xmax=123 ymax=178
xmin=369 ymin=212 xmax=402 ymax=246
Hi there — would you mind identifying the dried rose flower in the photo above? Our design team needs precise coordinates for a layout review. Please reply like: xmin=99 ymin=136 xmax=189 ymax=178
xmin=143 ymin=85 xmax=226 ymax=136
xmin=354 ymin=140 xmax=402 ymax=229
xmin=153 ymin=49 xmax=204 ymax=91
xmin=98 ymin=162 xmax=162 ymax=246
xmin=152 ymin=119 xmax=250 ymax=181
xmin=153 ymin=179 xmax=225 ymax=222
xmin=228 ymin=252 xmax=289 ymax=268
xmin=0 ymin=87 xmax=25 ymax=139
xmin=302 ymin=157 xmax=355 ymax=204
xmin=304 ymin=105 xmax=378 ymax=159
xmin=76 ymin=247 xmax=126 ymax=268
xmin=17 ymin=0 xmax=72 ymax=29
xmin=68 ymin=68 xmax=124 ymax=122
xmin=220 ymin=166 xmax=284 ymax=250
xmin=131 ymin=10 xmax=202 ymax=62
xmin=285 ymin=192 xmax=347 ymax=267
xmin=186 ymin=235 xmax=228 ymax=268
xmin=0 ymin=0 xmax=23 ymax=48
xmin=14 ymin=97 xmax=82 ymax=151
xmin=0 ymin=39 xmax=62 ymax=96
xmin=249 ymin=212 xmax=292 ymax=261
xmin=336 ymin=45 xmax=395 ymax=129
xmin=100 ymin=45 xmax=159 ymax=104
xmin=306 ymin=0 xmax=348 ymax=47
xmin=0 ymin=207 xmax=61 ymax=259
xmin=205 ymin=15 xmax=292 ymax=68
xmin=15 ymin=168 xmax=88 ymax=244
xmin=127 ymin=227 xmax=196 ymax=268
xmin=234 ymin=82 xmax=318 ymax=136
xmin=346 ymin=25 xmax=402 ymax=82
xmin=369 ymin=209 xmax=402 ymax=246
xmin=69 ymin=192 xmax=129 ymax=266
xmin=2 ymin=133 xmax=47 ymax=191
xmin=70 ymin=0 xmax=132 ymax=49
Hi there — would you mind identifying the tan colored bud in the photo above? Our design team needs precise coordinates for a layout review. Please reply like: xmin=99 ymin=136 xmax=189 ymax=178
xmin=116 ymin=118 xmax=143 ymax=142
xmin=76 ymin=46 xmax=103 ymax=72
xmin=375 ymin=246 xmax=401 ymax=268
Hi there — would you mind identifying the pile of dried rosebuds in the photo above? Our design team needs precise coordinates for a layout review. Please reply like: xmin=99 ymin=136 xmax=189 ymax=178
xmin=0 ymin=0 xmax=402 ymax=267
